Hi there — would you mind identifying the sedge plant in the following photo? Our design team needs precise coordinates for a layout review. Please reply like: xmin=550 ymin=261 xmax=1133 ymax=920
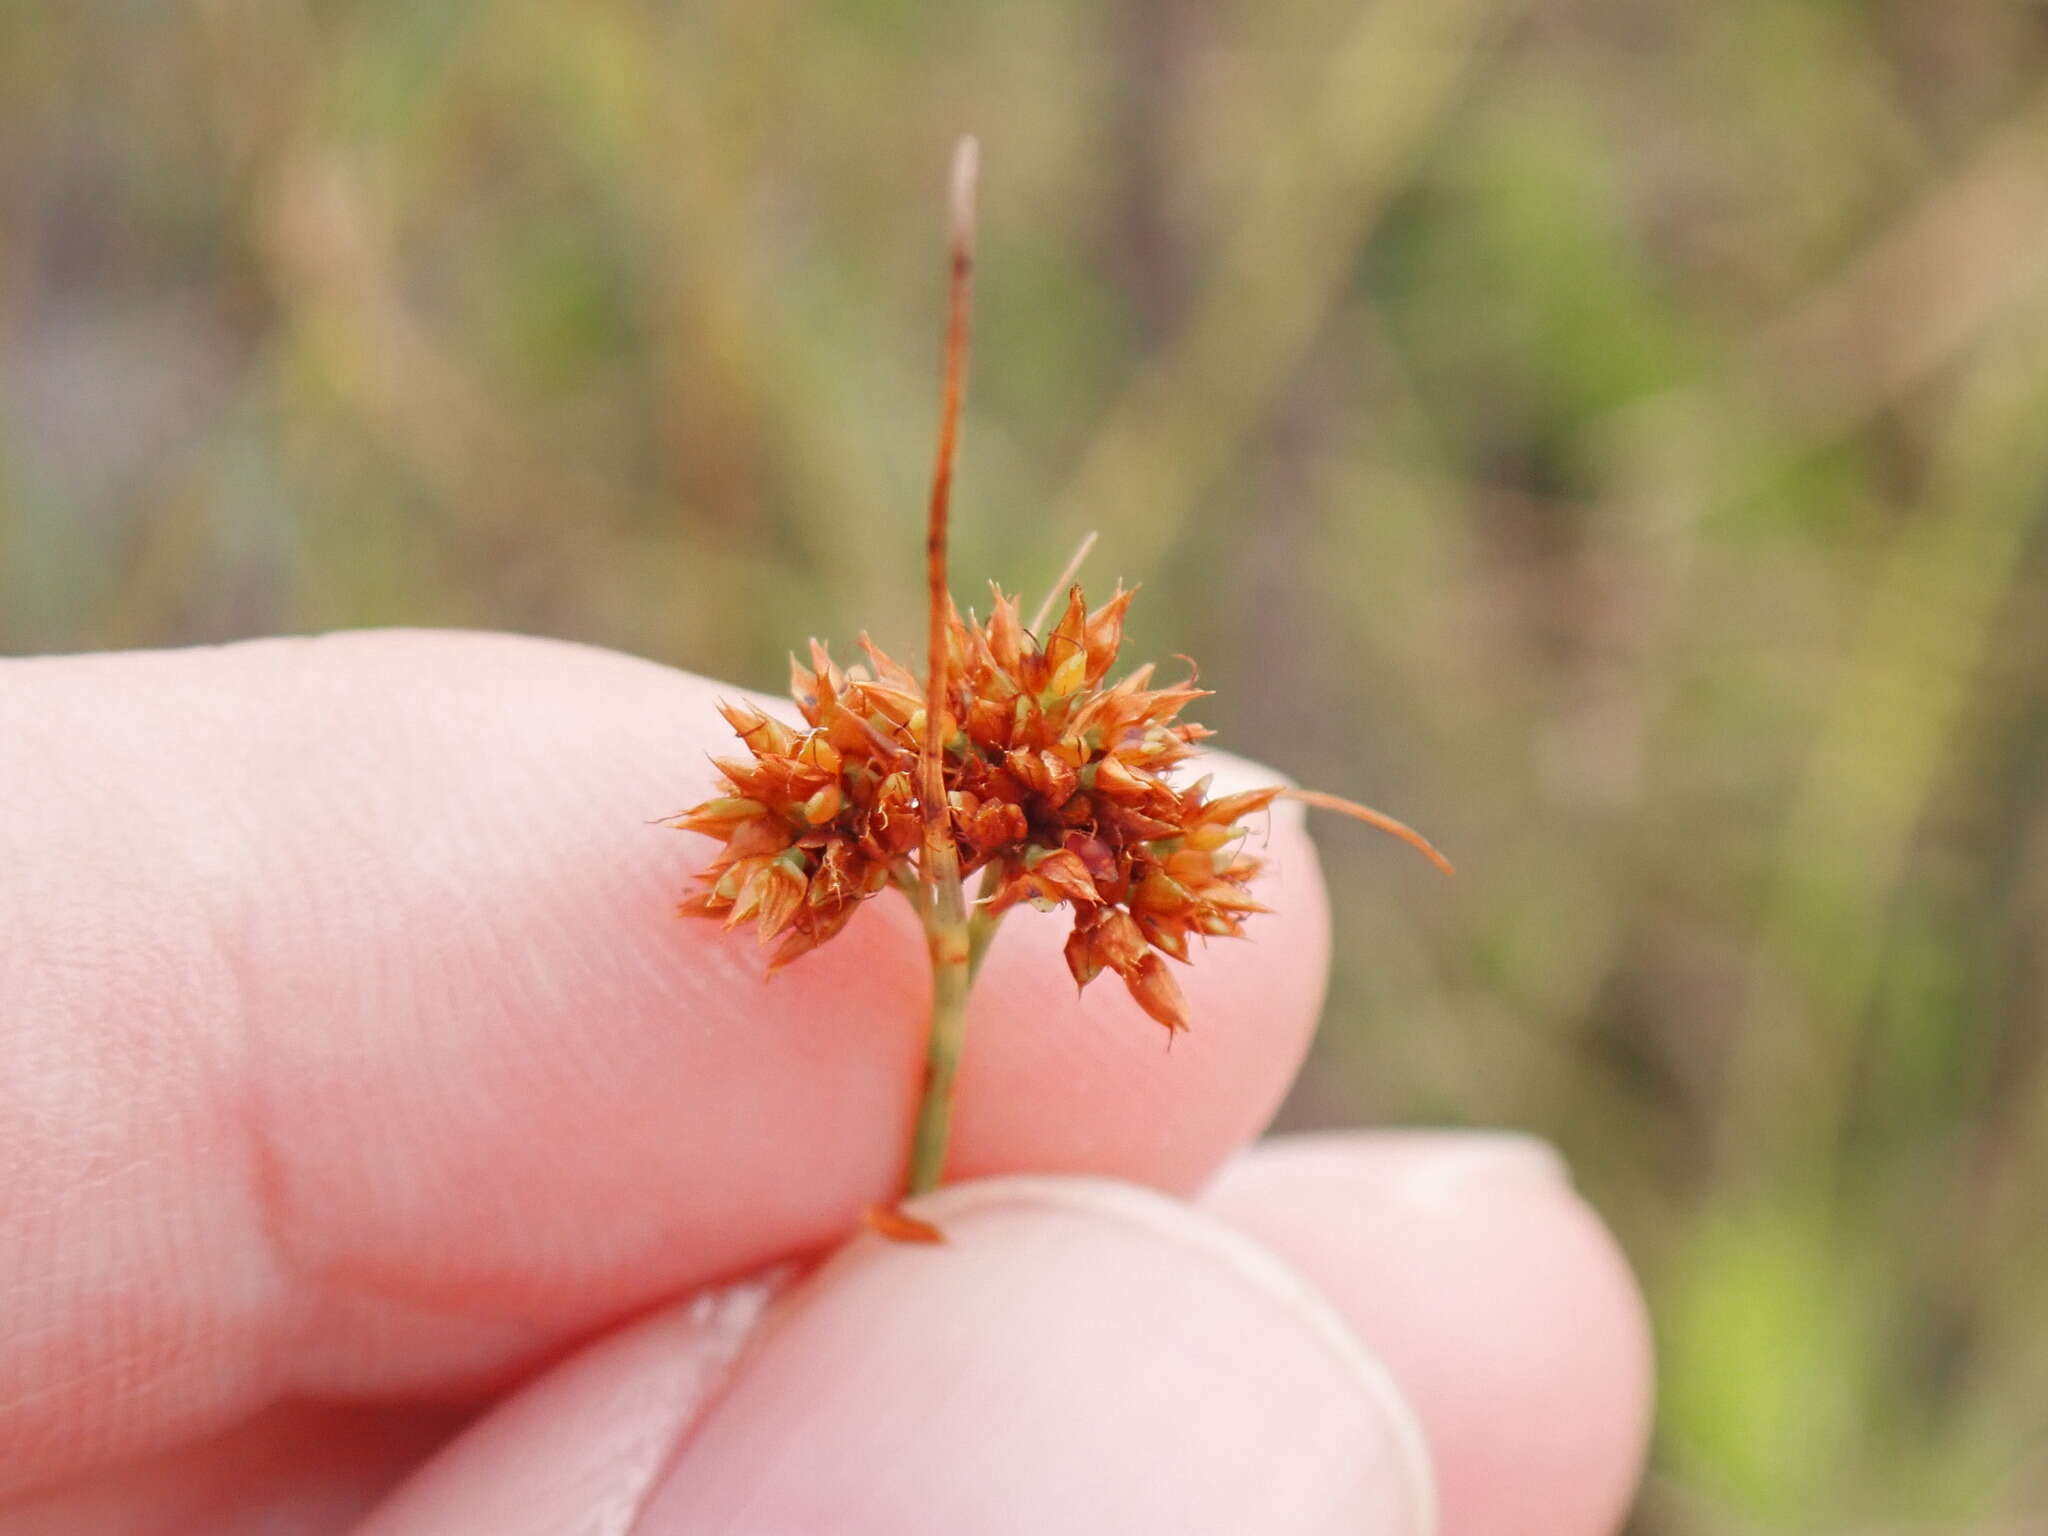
xmin=669 ymin=138 xmax=1451 ymax=1239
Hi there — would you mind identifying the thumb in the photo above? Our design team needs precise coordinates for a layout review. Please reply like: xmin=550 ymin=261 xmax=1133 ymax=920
xmin=357 ymin=1177 xmax=1437 ymax=1536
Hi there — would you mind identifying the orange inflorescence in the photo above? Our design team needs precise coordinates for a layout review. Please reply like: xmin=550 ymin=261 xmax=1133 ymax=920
xmin=672 ymin=582 xmax=1282 ymax=1033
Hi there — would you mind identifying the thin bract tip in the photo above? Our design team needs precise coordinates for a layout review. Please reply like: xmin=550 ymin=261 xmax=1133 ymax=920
xmin=948 ymin=136 xmax=979 ymax=251
xmin=1283 ymin=787 xmax=1456 ymax=876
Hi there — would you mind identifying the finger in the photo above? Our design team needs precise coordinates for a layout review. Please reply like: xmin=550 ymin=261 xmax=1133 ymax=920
xmin=0 ymin=1403 xmax=465 ymax=1536
xmin=0 ymin=631 xmax=1330 ymax=1497
xmin=358 ymin=1137 xmax=1650 ymax=1536
xmin=358 ymin=1178 xmax=1435 ymax=1536
xmin=1202 ymin=1134 xmax=1654 ymax=1536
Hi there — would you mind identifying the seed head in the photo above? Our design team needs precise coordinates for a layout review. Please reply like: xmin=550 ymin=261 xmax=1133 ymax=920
xmin=672 ymin=582 xmax=1306 ymax=1032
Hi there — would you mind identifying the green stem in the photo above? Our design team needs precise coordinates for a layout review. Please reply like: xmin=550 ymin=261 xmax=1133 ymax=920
xmin=906 ymin=883 xmax=973 ymax=1196
xmin=903 ymin=870 xmax=1006 ymax=1197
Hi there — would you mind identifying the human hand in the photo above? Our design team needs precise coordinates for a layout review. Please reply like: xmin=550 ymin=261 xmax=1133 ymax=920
xmin=1 ymin=630 xmax=1651 ymax=1534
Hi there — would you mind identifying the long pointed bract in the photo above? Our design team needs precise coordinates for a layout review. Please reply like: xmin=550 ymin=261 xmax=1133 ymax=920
xmin=903 ymin=136 xmax=980 ymax=1201
xmin=917 ymin=136 xmax=977 ymax=904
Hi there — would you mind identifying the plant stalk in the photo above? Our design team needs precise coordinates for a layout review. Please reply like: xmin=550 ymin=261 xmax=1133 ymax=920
xmin=901 ymin=135 xmax=979 ymax=1202
xmin=907 ymin=882 xmax=973 ymax=1194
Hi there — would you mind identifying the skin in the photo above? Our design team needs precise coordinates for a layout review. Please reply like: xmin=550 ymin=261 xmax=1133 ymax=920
xmin=0 ymin=630 xmax=1653 ymax=1534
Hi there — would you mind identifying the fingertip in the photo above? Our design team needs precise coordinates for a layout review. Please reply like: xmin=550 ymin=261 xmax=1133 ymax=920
xmin=373 ymin=1177 xmax=1433 ymax=1535
xmin=1205 ymin=1133 xmax=1654 ymax=1536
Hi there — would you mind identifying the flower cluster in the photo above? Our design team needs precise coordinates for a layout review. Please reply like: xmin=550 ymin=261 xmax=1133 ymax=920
xmin=672 ymin=585 xmax=1280 ymax=1032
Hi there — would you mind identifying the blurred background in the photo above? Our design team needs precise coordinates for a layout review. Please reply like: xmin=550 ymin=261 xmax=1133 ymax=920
xmin=6 ymin=1 xmax=2048 ymax=1527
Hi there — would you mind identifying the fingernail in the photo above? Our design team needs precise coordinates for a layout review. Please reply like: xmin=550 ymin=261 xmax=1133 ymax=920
xmin=633 ymin=1177 xmax=1435 ymax=1535
xmin=357 ymin=1270 xmax=791 ymax=1536
xmin=1216 ymin=1131 xmax=1568 ymax=1213
xmin=1382 ymin=1132 xmax=1570 ymax=1210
